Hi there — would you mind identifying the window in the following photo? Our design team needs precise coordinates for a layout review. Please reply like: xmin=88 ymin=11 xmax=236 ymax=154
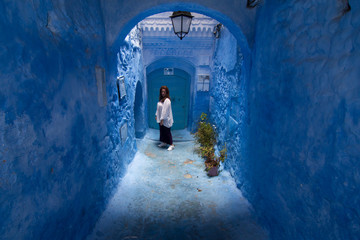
xmin=197 ymin=75 xmax=210 ymax=92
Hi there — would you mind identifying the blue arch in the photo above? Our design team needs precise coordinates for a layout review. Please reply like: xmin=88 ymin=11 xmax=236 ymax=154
xmin=110 ymin=2 xmax=251 ymax=60
xmin=146 ymin=57 xmax=196 ymax=78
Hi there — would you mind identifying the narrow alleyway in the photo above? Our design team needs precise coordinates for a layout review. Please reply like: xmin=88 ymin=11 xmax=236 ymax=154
xmin=87 ymin=130 xmax=267 ymax=240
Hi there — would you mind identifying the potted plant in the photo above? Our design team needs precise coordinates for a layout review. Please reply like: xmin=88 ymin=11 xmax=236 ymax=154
xmin=194 ymin=113 xmax=227 ymax=177
xmin=203 ymin=146 xmax=226 ymax=177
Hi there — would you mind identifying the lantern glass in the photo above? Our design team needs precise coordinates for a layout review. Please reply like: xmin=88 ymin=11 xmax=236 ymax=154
xmin=172 ymin=16 xmax=182 ymax=33
xmin=170 ymin=11 xmax=193 ymax=40
xmin=182 ymin=16 xmax=192 ymax=33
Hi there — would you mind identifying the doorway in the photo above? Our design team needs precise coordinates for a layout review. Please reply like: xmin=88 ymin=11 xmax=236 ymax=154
xmin=147 ymin=68 xmax=190 ymax=130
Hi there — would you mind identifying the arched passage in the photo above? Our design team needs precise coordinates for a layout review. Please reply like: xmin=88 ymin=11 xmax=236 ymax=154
xmin=106 ymin=2 xmax=253 ymax=140
xmin=100 ymin=3 xmax=259 ymax=239
xmin=108 ymin=4 xmax=251 ymax=187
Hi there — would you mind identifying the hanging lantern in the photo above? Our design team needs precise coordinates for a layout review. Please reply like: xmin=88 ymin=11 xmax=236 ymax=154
xmin=170 ymin=11 xmax=194 ymax=40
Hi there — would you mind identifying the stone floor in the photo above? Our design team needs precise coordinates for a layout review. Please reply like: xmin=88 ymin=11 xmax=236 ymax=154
xmin=87 ymin=130 xmax=268 ymax=240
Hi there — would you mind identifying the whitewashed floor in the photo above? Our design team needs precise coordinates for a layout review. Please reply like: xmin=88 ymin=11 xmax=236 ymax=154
xmin=87 ymin=130 xmax=268 ymax=240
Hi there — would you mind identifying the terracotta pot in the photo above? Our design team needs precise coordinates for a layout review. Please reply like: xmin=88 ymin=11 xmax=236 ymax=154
xmin=207 ymin=166 xmax=219 ymax=177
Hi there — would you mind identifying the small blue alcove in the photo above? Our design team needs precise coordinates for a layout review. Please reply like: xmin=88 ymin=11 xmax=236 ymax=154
xmin=134 ymin=81 xmax=145 ymax=138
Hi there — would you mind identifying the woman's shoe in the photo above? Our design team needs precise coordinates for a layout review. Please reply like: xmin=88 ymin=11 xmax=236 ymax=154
xmin=167 ymin=145 xmax=175 ymax=151
xmin=158 ymin=142 xmax=167 ymax=148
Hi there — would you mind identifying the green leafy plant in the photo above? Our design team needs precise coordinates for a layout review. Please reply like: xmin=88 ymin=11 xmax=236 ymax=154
xmin=194 ymin=113 xmax=216 ymax=149
xmin=193 ymin=113 xmax=227 ymax=176
xmin=204 ymin=143 xmax=227 ymax=171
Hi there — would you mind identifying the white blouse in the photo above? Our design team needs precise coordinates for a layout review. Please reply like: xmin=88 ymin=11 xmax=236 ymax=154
xmin=155 ymin=98 xmax=174 ymax=128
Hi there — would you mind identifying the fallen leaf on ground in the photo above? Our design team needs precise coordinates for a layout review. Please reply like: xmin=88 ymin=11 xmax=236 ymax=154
xmin=145 ymin=151 xmax=156 ymax=158
xmin=184 ymin=159 xmax=194 ymax=164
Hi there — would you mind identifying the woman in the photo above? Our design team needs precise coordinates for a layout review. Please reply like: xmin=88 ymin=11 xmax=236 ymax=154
xmin=155 ymin=86 xmax=175 ymax=151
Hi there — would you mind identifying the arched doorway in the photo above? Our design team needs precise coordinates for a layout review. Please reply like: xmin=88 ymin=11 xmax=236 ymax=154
xmin=93 ymin=3 xmax=263 ymax=240
xmin=134 ymin=81 xmax=145 ymax=138
xmin=147 ymin=68 xmax=190 ymax=130
xmin=146 ymin=57 xmax=196 ymax=131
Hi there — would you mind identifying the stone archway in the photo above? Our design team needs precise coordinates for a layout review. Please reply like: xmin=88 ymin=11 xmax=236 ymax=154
xmin=101 ymin=1 xmax=256 ymax=54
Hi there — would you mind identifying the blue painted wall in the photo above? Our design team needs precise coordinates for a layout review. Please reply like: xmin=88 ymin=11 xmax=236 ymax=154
xmin=246 ymin=1 xmax=360 ymax=239
xmin=0 ymin=1 xmax=143 ymax=239
xmin=208 ymin=26 xmax=249 ymax=188
xmin=193 ymin=91 xmax=210 ymax=131
xmin=0 ymin=1 xmax=108 ymax=239
xmin=209 ymin=3 xmax=360 ymax=239
xmin=113 ymin=25 xmax=146 ymax=146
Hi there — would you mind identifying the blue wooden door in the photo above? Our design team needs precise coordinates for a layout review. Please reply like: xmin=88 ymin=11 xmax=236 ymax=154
xmin=148 ymin=68 xmax=190 ymax=130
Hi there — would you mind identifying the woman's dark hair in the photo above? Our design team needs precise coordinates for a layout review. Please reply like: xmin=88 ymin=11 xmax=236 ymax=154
xmin=159 ymin=86 xmax=170 ymax=102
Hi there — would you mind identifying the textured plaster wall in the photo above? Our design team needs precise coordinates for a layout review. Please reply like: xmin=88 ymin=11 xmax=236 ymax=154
xmin=247 ymin=0 xmax=360 ymax=239
xmin=112 ymin=25 xmax=146 ymax=148
xmin=209 ymin=27 xmax=249 ymax=185
xmin=0 ymin=1 xmax=143 ymax=239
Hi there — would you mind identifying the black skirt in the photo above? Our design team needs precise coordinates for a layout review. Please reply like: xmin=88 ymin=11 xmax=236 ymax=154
xmin=159 ymin=124 xmax=173 ymax=145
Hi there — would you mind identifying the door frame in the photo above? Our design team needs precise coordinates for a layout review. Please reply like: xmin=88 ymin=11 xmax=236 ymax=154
xmin=146 ymin=57 xmax=196 ymax=131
